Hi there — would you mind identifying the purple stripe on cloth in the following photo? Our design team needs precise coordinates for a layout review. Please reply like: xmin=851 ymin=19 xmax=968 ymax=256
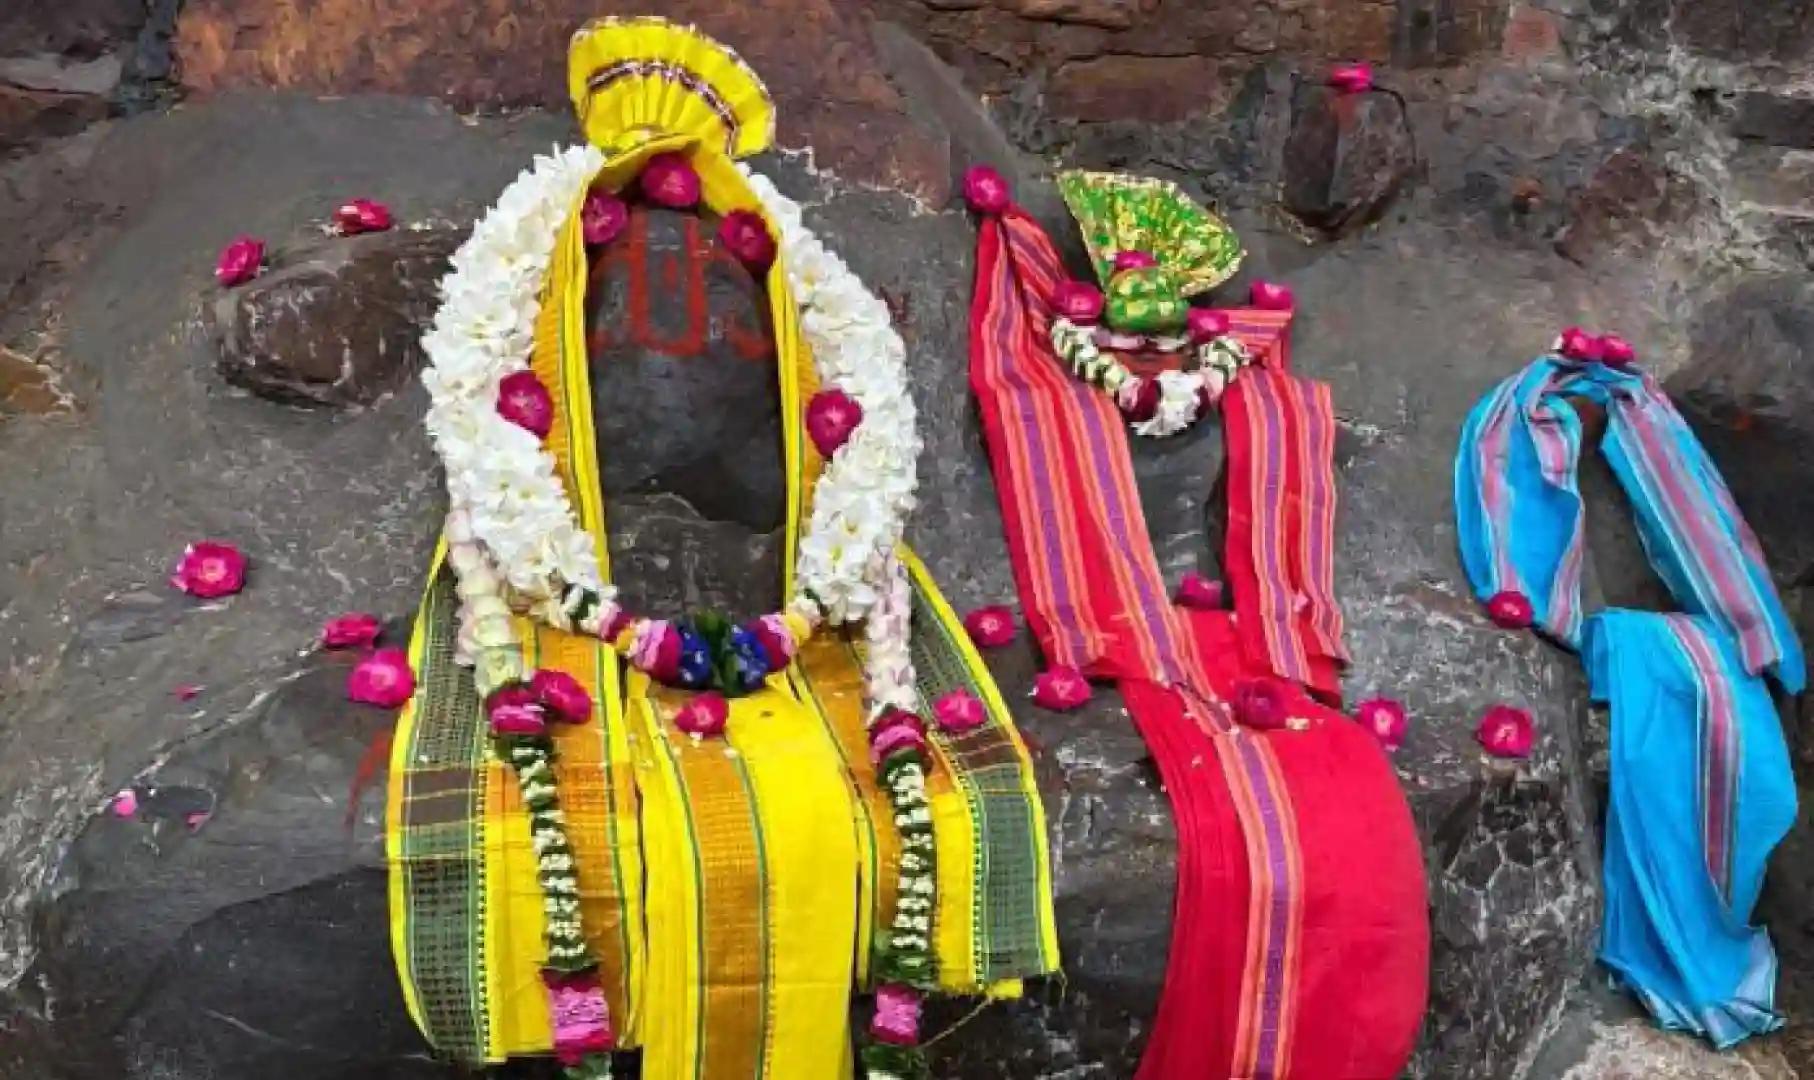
xmin=1238 ymin=738 xmax=1293 ymax=1080
xmin=1297 ymin=377 xmax=1345 ymax=661
xmin=1666 ymin=615 xmax=1740 ymax=903
xmin=1476 ymin=381 xmax=1521 ymax=597
xmin=1248 ymin=373 xmax=1310 ymax=684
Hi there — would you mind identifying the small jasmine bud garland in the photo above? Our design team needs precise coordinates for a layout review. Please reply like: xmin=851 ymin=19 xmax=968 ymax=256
xmin=420 ymin=146 xmax=941 ymax=1071
xmin=1049 ymin=315 xmax=1250 ymax=438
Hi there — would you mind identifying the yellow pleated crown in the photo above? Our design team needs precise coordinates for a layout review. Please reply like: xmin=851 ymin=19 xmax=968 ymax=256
xmin=569 ymin=17 xmax=776 ymax=158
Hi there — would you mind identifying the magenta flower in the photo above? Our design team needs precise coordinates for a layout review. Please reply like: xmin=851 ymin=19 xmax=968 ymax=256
xmin=963 ymin=605 xmax=1016 ymax=648
xmin=348 ymin=648 xmax=416 ymax=708
xmin=331 ymin=198 xmax=393 ymax=235
xmin=1187 ymin=308 xmax=1232 ymax=344
xmin=214 ymin=236 xmax=265 ymax=287
xmin=488 ymin=701 xmax=547 ymax=737
xmin=1032 ymin=666 xmax=1091 ymax=711
xmin=322 ymin=612 xmax=382 ymax=649
xmin=531 ymin=668 xmax=593 ymax=725
xmin=869 ymin=708 xmax=929 ymax=763
xmin=1485 ymin=590 xmax=1535 ymax=630
xmin=544 ymin=968 xmax=614 ymax=1065
xmin=674 ymin=692 xmax=729 ymax=737
xmin=1052 ymin=279 xmax=1106 ymax=324
xmin=1232 ymin=676 xmax=1293 ymax=730
xmin=1250 ymin=280 xmax=1295 ymax=311
xmin=582 ymin=191 xmax=629 ymax=246
xmin=172 ymin=684 xmax=204 ymax=701
xmin=1477 ymin=704 xmax=1536 ymax=758
xmin=1113 ymin=250 xmax=1158 ymax=273
xmin=497 ymin=370 xmax=555 ymax=439
xmin=170 ymin=541 xmax=247 ymax=599
xmin=640 ymin=152 xmax=701 ymax=209
xmin=870 ymin=983 xmax=922 ymax=1046
xmin=718 ymin=209 xmax=777 ymax=271
xmin=1117 ymin=376 xmax=1160 ymax=423
xmin=962 ymin=165 xmax=1011 ymax=215
xmin=1175 ymin=572 xmax=1226 ymax=610
xmin=1557 ymin=326 xmax=1603 ymax=362
xmin=1598 ymin=333 xmax=1636 ymax=365
xmin=805 ymin=388 xmax=864 ymax=458
xmin=1327 ymin=62 xmax=1374 ymax=94
xmin=1354 ymin=697 xmax=1409 ymax=753
xmin=933 ymin=688 xmax=988 ymax=734
xmin=110 ymin=789 xmax=140 ymax=818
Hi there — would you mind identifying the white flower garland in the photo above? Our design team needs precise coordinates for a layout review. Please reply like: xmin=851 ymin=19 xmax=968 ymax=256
xmin=1049 ymin=316 xmax=1250 ymax=438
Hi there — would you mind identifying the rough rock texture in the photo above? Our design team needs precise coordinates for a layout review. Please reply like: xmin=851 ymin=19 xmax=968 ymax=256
xmin=211 ymin=227 xmax=461 ymax=407
xmin=1281 ymin=83 xmax=1418 ymax=236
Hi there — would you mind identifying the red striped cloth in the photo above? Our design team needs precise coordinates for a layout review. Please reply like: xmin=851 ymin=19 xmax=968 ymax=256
xmin=970 ymin=205 xmax=1427 ymax=1078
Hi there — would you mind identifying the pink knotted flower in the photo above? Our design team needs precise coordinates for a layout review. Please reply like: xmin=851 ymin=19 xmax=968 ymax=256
xmin=488 ymin=700 xmax=548 ymax=737
xmin=962 ymin=165 xmax=1011 ymax=215
xmin=806 ymin=389 xmax=864 ymax=457
xmin=1328 ymin=62 xmax=1374 ymax=94
xmin=718 ymin=210 xmax=777 ymax=271
xmin=630 ymin=620 xmax=682 ymax=683
xmin=1052 ymin=279 xmax=1106 ymax=324
xmin=1476 ymin=704 xmax=1536 ymax=759
xmin=582 ymin=191 xmax=629 ymax=246
xmin=871 ymin=983 xmax=922 ymax=1046
xmin=750 ymin=613 xmax=799 ymax=671
xmin=214 ymin=236 xmax=265 ymax=287
xmin=1113 ymin=250 xmax=1158 ymax=273
xmin=1598 ymin=333 xmax=1636 ymax=366
xmin=1250 ymin=280 xmax=1295 ymax=310
xmin=869 ymin=709 xmax=929 ymax=763
xmin=1557 ymin=326 xmax=1603 ymax=362
xmin=531 ymin=668 xmax=594 ymax=725
xmin=1187 ymin=308 xmax=1232 ymax=343
xmin=322 ymin=612 xmax=382 ymax=649
xmin=497 ymin=370 xmax=555 ymax=439
xmin=1232 ymin=676 xmax=1293 ymax=730
xmin=674 ymin=692 xmax=729 ymax=737
xmin=933 ymin=688 xmax=988 ymax=734
xmin=1355 ymin=697 xmax=1409 ymax=753
xmin=1118 ymin=376 xmax=1161 ymax=423
xmin=543 ymin=968 xmax=614 ymax=1066
xmin=1175 ymin=572 xmax=1226 ymax=610
xmin=170 ymin=541 xmax=248 ymax=599
xmin=331 ymin=198 xmax=393 ymax=235
xmin=640 ymin=152 xmax=701 ymax=209
xmin=963 ymin=605 xmax=1016 ymax=648
xmin=110 ymin=789 xmax=140 ymax=818
xmin=1032 ymin=666 xmax=1091 ymax=711
xmin=1485 ymin=590 xmax=1535 ymax=630
xmin=348 ymin=648 xmax=416 ymax=708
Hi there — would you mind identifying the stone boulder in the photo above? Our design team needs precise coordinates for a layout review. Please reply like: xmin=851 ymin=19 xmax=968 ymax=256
xmin=1281 ymin=82 xmax=1418 ymax=236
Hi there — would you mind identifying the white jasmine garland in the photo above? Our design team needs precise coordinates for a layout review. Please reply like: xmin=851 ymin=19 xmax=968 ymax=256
xmin=1049 ymin=315 xmax=1251 ymax=438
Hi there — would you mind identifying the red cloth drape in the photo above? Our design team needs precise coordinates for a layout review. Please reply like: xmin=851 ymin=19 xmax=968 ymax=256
xmin=970 ymin=205 xmax=1428 ymax=1078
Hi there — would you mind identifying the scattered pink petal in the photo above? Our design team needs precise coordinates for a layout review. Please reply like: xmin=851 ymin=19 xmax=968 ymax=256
xmin=1187 ymin=308 xmax=1232 ymax=343
xmin=110 ymin=789 xmax=139 ymax=818
xmin=1354 ymin=697 xmax=1409 ymax=753
xmin=214 ymin=236 xmax=264 ymax=287
xmin=805 ymin=389 xmax=864 ymax=457
xmin=1557 ymin=326 xmax=1603 ymax=362
xmin=717 ymin=209 xmax=777 ymax=271
xmin=1113 ymin=250 xmax=1158 ymax=273
xmin=674 ymin=692 xmax=729 ymax=738
xmin=1052 ymin=279 xmax=1105 ymax=324
xmin=962 ymin=165 xmax=1011 ymax=215
xmin=172 ymin=684 xmax=204 ymax=701
xmin=1477 ymin=704 xmax=1536 ymax=759
xmin=1328 ymin=62 xmax=1374 ymax=94
xmin=331 ymin=198 xmax=393 ymax=235
xmin=640 ymin=152 xmax=701 ymax=209
xmin=1485 ymin=590 xmax=1535 ymax=630
xmin=871 ymin=983 xmax=922 ymax=1046
xmin=170 ymin=541 xmax=248 ymax=599
xmin=1250 ymin=280 xmax=1295 ymax=310
xmin=1175 ymin=572 xmax=1226 ymax=610
xmin=322 ymin=612 xmax=382 ymax=649
xmin=962 ymin=605 xmax=1017 ymax=649
xmin=497 ymin=369 xmax=554 ymax=439
xmin=1032 ymin=666 xmax=1092 ymax=711
xmin=1598 ymin=334 xmax=1636 ymax=365
xmin=347 ymin=648 xmax=416 ymax=708
xmin=1117 ymin=376 xmax=1160 ymax=422
xmin=531 ymin=668 xmax=594 ymax=724
xmin=1232 ymin=676 xmax=1293 ymax=731
xmin=582 ymin=191 xmax=629 ymax=246
xmin=933 ymin=688 xmax=988 ymax=734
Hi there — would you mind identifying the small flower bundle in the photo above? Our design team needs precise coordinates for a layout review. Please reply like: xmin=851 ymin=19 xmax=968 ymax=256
xmin=962 ymin=605 xmax=1016 ymax=648
xmin=1174 ymin=572 xmax=1226 ymax=610
xmin=581 ymin=190 xmax=629 ymax=246
xmin=348 ymin=648 xmax=416 ymax=707
xmin=962 ymin=164 xmax=1011 ymax=216
xmin=323 ymin=612 xmax=382 ymax=649
xmin=933 ymin=688 xmax=987 ymax=734
xmin=1032 ymin=665 xmax=1092 ymax=711
xmin=170 ymin=541 xmax=247 ymax=598
xmin=214 ymin=237 xmax=265 ymax=287
xmin=1327 ymin=62 xmax=1374 ymax=94
xmin=1555 ymin=325 xmax=1638 ymax=366
xmin=717 ymin=209 xmax=776 ymax=272
xmin=1231 ymin=675 xmax=1293 ymax=731
xmin=1354 ymin=697 xmax=1409 ymax=753
xmin=1477 ymin=704 xmax=1536 ymax=759
xmin=1485 ymin=590 xmax=1535 ymax=630
xmin=331 ymin=198 xmax=393 ymax=235
xmin=863 ymin=706 xmax=937 ymax=1080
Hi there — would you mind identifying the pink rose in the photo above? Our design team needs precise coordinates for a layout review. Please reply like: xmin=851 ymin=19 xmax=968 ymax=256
xmin=1354 ymin=697 xmax=1409 ymax=753
xmin=582 ymin=191 xmax=629 ymax=246
xmin=640 ymin=152 xmax=701 ymax=209
xmin=1232 ymin=676 xmax=1293 ymax=730
xmin=497 ymin=370 xmax=554 ymax=439
xmin=531 ymin=668 xmax=593 ymax=724
xmin=1175 ymin=572 xmax=1226 ymax=610
xmin=1117 ymin=376 xmax=1161 ymax=423
xmin=718 ymin=209 xmax=777 ymax=271
xmin=674 ymin=692 xmax=729 ymax=737
xmin=1485 ymin=590 xmax=1535 ymax=630
xmin=1250 ymin=280 xmax=1295 ymax=310
xmin=1476 ymin=704 xmax=1536 ymax=758
xmin=1328 ymin=62 xmax=1374 ymax=94
xmin=214 ymin=236 xmax=265 ymax=287
xmin=1598 ymin=334 xmax=1636 ymax=365
xmin=963 ymin=605 xmax=1016 ymax=648
xmin=347 ymin=648 xmax=416 ymax=708
xmin=933 ymin=688 xmax=988 ymax=734
xmin=870 ymin=983 xmax=922 ymax=1046
xmin=1557 ymin=326 xmax=1603 ymax=362
xmin=805 ymin=389 xmax=864 ymax=457
xmin=869 ymin=709 xmax=929 ymax=763
xmin=1032 ymin=666 xmax=1091 ymax=711
xmin=1052 ymin=279 xmax=1106 ymax=324
xmin=331 ymin=198 xmax=393 ymax=235
xmin=1113 ymin=250 xmax=1158 ymax=273
xmin=322 ymin=612 xmax=382 ymax=649
xmin=170 ymin=541 xmax=247 ymax=599
xmin=962 ymin=165 xmax=1011 ymax=215
xmin=1187 ymin=308 xmax=1232 ymax=344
